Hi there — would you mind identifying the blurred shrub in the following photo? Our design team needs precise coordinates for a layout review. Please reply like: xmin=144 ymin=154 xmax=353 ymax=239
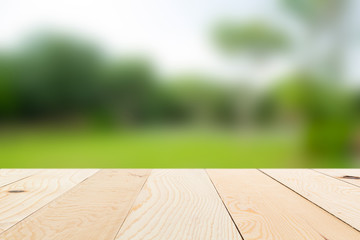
xmin=268 ymin=73 xmax=358 ymax=159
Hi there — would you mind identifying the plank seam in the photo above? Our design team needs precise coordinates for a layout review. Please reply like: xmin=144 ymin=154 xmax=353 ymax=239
xmin=0 ymin=169 xmax=100 ymax=237
xmin=0 ymin=169 xmax=43 ymax=188
xmin=312 ymin=169 xmax=360 ymax=189
xmin=205 ymin=169 xmax=245 ymax=240
xmin=258 ymin=169 xmax=360 ymax=233
xmin=0 ymin=173 xmax=37 ymax=189
xmin=112 ymin=169 xmax=152 ymax=240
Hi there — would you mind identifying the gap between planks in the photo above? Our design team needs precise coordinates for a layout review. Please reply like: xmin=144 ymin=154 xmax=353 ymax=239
xmin=313 ymin=169 xmax=360 ymax=188
xmin=261 ymin=169 xmax=360 ymax=232
xmin=207 ymin=169 xmax=360 ymax=240
xmin=0 ymin=169 xmax=150 ymax=240
xmin=205 ymin=169 xmax=245 ymax=240
xmin=1 ymin=169 xmax=360 ymax=240
xmin=0 ymin=169 xmax=41 ymax=188
xmin=114 ymin=169 xmax=241 ymax=240
xmin=0 ymin=169 xmax=98 ymax=235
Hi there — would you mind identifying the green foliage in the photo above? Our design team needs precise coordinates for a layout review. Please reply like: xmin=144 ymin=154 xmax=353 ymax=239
xmin=103 ymin=58 xmax=157 ymax=125
xmin=272 ymin=74 xmax=354 ymax=122
xmin=282 ymin=0 xmax=346 ymax=25
xmin=214 ymin=21 xmax=289 ymax=58
xmin=13 ymin=34 xmax=102 ymax=117
xmin=0 ymin=33 xmax=240 ymax=127
xmin=0 ymin=55 xmax=18 ymax=117
xmin=154 ymin=75 xmax=239 ymax=125
xmin=1 ymin=32 xmax=358 ymax=165
xmin=270 ymin=73 xmax=357 ymax=159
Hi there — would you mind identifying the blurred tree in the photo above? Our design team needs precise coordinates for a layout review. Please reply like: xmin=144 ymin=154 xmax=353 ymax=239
xmin=213 ymin=21 xmax=289 ymax=126
xmin=282 ymin=0 xmax=349 ymax=81
xmin=158 ymin=75 xmax=238 ymax=126
xmin=282 ymin=0 xmax=345 ymax=25
xmin=15 ymin=34 xmax=103 ymax=119
xmin=270 ymin=73 xmax=357 ymax=162
xmin=281 ymin=0 xmax=356 ymax=162
xmin=104 ymin=58 xmax=157 ymax=126
xmin=214 ymin=21 xmax=289 ymax=60
xmin=0 ymin=54 xmax=18 ymax=120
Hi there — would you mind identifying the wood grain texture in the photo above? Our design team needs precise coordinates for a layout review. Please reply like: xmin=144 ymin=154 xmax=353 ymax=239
xmin=0 ymin=169 xmax=40 ymax=188
xmin=262 ymin=169 xmax=360 ymax=231
xmin=207 ymin=169 xmax=360 ymax=240
xmin=315 ymin=168 xmax=360 ymax=187
xmin=115 ymin=169 xmax=241 ymax=240
xmin=0 ymin=169 xmax=150 ymax=240
xmin=0 ymin=169 xmax=97 ymax=234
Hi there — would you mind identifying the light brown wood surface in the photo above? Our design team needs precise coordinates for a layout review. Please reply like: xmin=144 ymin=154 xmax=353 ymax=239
xmin=0 ymin=169 xmax=97 ymax=234
xmin=0 ymin=169 xmax=40 ymax=188
xmin=315 ymin=168 xmax=360 ymax=187
xmin=207 ymin=169 xmax=360 ymax=240
xmin=262 ymin=169 xmax=360 ymax=231
xmin=114 ymin=169 xmax=241 ymax=240
xmin=0 ymin=169 xmax=359 ymax=239
xmin=0 ymin=169 xmax=150 ymax=240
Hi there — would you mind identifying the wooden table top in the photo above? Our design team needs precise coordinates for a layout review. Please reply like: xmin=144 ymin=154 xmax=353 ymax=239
xmin=0 ymin=169 xmax=359 ymax=239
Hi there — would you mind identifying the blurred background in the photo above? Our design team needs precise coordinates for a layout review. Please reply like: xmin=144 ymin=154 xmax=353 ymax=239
xmin=1 ymin=0 xmax=360 ymax=167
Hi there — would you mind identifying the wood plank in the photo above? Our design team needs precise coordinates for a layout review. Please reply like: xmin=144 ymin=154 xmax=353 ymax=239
xmin=0 ymin=169 xmax=98 ymax=234
xmin=262 ymin=169 xmax=360 ymax=231
xmin=0 ymin=169 xmax=150 ymax=240
xmin=315 ymin=168 xmax=360 ymax=187
xmin=0 ymin=169 xmax=40 ymax=188
xmin=114 ymin=169 xmax=241 ymax=240
xmin=207 ymin=169 xmax=360 ymax=240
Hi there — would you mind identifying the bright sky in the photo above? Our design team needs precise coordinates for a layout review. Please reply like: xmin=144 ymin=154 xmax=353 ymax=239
xmin=0 ymin=0 xmax=287 ymax=79
xmin=0 ymin=0 xmax=359 ymax=84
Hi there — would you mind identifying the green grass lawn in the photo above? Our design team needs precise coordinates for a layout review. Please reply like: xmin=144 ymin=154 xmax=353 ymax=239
xmin=0 ymin=127 xmax=349 ymax=168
